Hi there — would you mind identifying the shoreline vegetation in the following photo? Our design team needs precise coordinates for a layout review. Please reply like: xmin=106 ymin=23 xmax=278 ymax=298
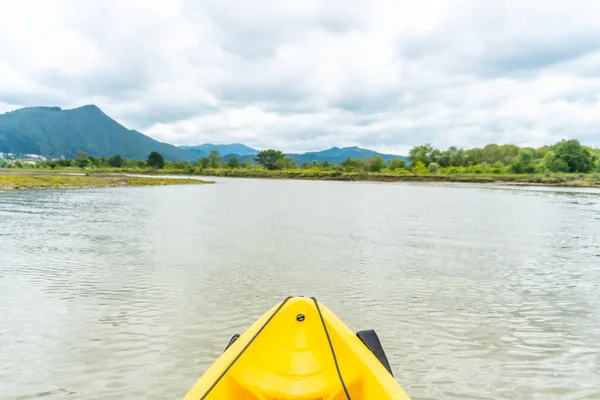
xmin=0 ymin=172 xmax=212 ymax=190
xmin=2 ymin=168 xmax=599 ymax=189
xmin=1 ymin=140 xmax=599 ymax=188
xmin=159 ymin=168 xmax=600 ymax=187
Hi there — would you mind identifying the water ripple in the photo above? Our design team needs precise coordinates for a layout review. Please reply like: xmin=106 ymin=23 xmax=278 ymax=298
xmin=1 ymin=181 xmax=599 ymax=399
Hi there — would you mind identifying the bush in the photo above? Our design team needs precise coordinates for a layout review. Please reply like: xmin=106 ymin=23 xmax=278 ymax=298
xmin=466 ymin=164 xmax=482 ymax=174
xmin=108 ymin=155 xmax=124 ymax=168
xmin=227 ymin=156 xmax=242 ymax=169
xmin=428 ymin=162 xmax=440 ymax=174
xmin=510 ymin=150 xmax=536 ymax=174
xmin=411 ymin=161 xmax=429 ymax=174
xmin=387 ymin=158 xmax=406 ymax=170
xmin=553 ymin=139 xmax=595 ymax=173
xmin=367 ymin=156 xmax=385 ymax=172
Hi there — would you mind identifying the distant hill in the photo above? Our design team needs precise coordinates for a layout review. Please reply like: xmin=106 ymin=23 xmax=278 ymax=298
xmin=221 ymin=146 xmax=406 ymax=165
xmin=286 ymin=146 xmax=406 ymax=165
xmin=0 ymin=105 xmax=406 ymax=163
xmin=184 ymin=144 xmax=405 ymax=164
xmin=179 ymin=143 xmax=258 ymax=159
xmin=0 ymin=105 xmax=194 ymax=161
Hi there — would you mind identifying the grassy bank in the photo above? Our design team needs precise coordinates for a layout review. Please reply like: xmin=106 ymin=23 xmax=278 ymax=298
xmin=112 ymin=167 xmax=600 ymax=187
xmin=189 ymin=169 xmax=600 ymax=187
xmin=0 ymin=173 xmax=212 ymax=190
xmin=2 ymin=167 xmax=600 ymax=188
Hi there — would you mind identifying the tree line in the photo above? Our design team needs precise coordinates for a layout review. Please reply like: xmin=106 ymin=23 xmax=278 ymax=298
xmin=407 ymin=139 xmax=599 ymax=174
xmin=26 ymin=139 xmax=600 ymax=175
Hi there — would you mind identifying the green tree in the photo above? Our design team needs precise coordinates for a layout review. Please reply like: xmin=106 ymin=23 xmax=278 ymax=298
xmin=227 ymin=156 xmax=241 ymax=169
xmin=408 ymin=144 xmax=435 ymax=166
xmin=500 ymin=144 xmax=520 ymax=165
xmin=553 ymin=139 xmax=595 ymax=173
xmin=276 ymin=156 xmax=297 ymax=170
xmin=411 ymin=161 xmax=429 ymax=174
xmin=108 ymin=155 xmax=123 ymax=168
xmin=197 ymin=157 xmax=210 ymax=169
xmin=147 ymin=151 xmax=165 ymax=170
xmin=341 ymin=157 xmax=365 ymax=172
xmin=430 ymin=148 xmax=443 ymax=164
xmin=87 ymin=156 xmax=100 ymax=167
xmin=535 ymin=146 xmax=551 ymax=160
xmin=75 ymin=149 xmax=88 ymax=169
xmin=367 ymin=156 xmax=385 ymax=172
xmin=387 ymin=158 xmax=406 ymax=170
xmin=465 ymin=148 xmax=484 ymax=165
xmin=449 ymin=147 xmax=467 ymax=167
xmin=255 ymin=149 xmax=285 ymax=170
xmin=491 ymin=161 xmax=505 ymax=174
xmin=428 ymin=162 xmax=440 ymax=174
xmin=482 ymin=144 xmax=501 ymax=164
xmin=208 ymin=150 xmax=222 ymax=168
xmin=550 ymin=158 xmax=569 ymax=173
xmin=541 ymin=151 xmax=569 ymax=173
xmin=510 ymin=149 xmax=536 ymax=174
xmin=75 ymin=157 xmax=89 ymax=169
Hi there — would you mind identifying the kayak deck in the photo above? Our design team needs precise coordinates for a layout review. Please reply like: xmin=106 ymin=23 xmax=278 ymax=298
xmin=184 ymin=297 xmax=411 ymax=399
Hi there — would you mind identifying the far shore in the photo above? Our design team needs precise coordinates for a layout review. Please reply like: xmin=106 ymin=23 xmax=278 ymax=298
xmin=107 ymin=168 xmax=600 ymax=188
xmin=0 ymin=172 xmax=213 ymax=190
xmin=2 ymin=168 xmax=598 ymax=189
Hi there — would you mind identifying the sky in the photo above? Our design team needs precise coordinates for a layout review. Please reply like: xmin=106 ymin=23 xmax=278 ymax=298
xmin=1 ymin=0 xmax=599 ymax=154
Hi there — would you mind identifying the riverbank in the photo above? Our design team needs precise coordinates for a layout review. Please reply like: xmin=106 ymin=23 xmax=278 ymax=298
xmin=0 ymin=173 xmax=212 ymax=190
xmin=2 ymin=167 xmax=600 ymax=188
xmin=190 ymin=169 xmax=600 ymax=187
xmin=120 ymin=168 xmax=600 ymax=188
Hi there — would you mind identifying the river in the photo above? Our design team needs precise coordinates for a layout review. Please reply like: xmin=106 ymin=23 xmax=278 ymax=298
xmin=1 ymin=178 xmax=599 ymax=399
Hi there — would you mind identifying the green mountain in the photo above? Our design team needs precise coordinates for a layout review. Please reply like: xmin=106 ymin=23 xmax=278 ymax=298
xmin=179 ymin=143 xmax=258 ymax=158
xmin=0 ymin=105 xmax=194 ymax=161
xmin=221 ymin=146 xmax=406 ymax=165
xmin=287 ymin=146 xmax=406 ymax=164
xmin=0 ymin=105 xmax=407 ymax=163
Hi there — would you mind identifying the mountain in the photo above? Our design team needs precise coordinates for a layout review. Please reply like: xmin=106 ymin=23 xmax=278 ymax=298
xmin=219 ymin=146 xmax=406 ymax=165
xmin=0 ymin=105 xmax=406 ymax=163
xmin=179 ymin=143 xmax=258 ymax=159
xmin=0 ymin=105 xmax=194 ymax=161
xmin=285 ymin=146 xmax=406 ymax=165
xmin=183 ymin=144 xmax=405 ymax=165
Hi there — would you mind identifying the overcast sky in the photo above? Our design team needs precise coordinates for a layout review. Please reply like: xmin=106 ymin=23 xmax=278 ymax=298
xmin=1 ymin=0 xmax=599 ymax=154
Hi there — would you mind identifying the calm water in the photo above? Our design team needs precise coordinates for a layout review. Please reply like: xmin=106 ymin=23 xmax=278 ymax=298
xmin=1 ymin=178 xmax=599 ymax=400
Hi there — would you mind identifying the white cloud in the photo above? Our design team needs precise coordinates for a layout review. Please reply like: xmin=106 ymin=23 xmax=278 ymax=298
xmin=1 ymin=0 xmax=599 ymax=154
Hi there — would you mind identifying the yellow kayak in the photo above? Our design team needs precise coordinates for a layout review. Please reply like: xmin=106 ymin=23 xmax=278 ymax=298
xmin=184 ymin=296 xmax=411 ymax=399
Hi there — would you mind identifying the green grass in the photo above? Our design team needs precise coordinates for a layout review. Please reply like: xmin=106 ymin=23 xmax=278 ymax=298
xmin=174 ymin=168 xmax=600 ymax=187
xmin=0 ymin=174 xmax=212 ymax=190
xmin=2 ymin=167 xmax=599 ymax=188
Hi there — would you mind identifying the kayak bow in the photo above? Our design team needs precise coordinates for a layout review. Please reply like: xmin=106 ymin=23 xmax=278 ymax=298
xmin=184 ymin=297 xmax=411 ymax=399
